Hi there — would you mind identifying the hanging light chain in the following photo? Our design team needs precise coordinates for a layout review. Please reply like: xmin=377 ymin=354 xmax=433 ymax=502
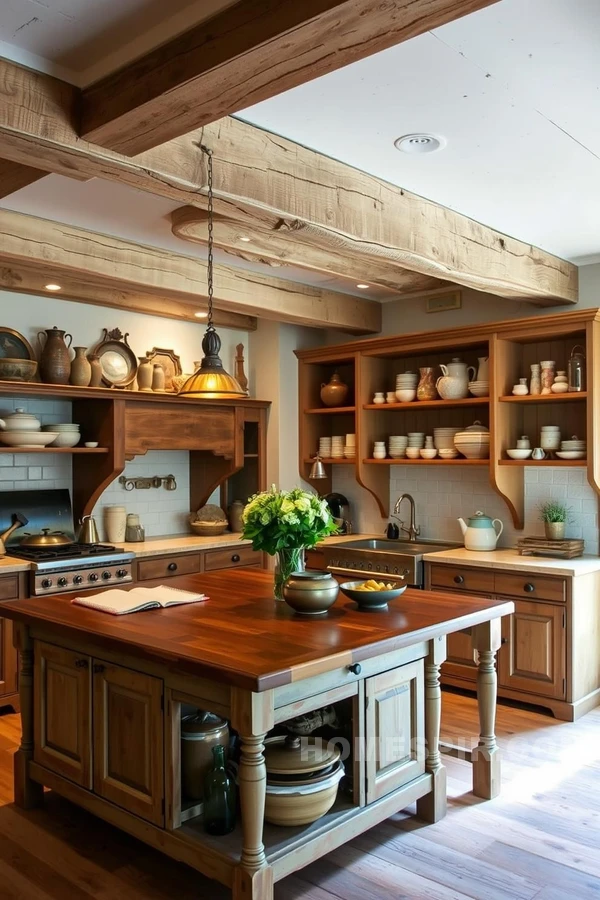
xmin=200 ymin=144 xmax=214 ymax=330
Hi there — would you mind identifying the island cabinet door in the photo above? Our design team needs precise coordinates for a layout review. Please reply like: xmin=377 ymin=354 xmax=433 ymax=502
xmin=364 ymin=660 xmax=425 ymax=804
xmin=92 ymin=662 xmax=164 ymax=826
xmin=0 ymin=617 xmax=18 ymax=698
xmin=33 ymin=641 xmax=92 ymax=788
xmin=498 ymin=600 xmax=566 ymax=700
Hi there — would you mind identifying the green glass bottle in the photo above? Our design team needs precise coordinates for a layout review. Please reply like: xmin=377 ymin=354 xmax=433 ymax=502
xmin=203 ymin=744 xmax=236 ymax=835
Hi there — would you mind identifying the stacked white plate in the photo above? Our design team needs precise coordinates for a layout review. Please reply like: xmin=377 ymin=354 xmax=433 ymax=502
xmin=396 ymin=372 xmax=418 ymax=391
xmin=41 ymin=422 xmax=80 ymax=448
xmin=433 ymin=426 xmax=460 ymax=450
xmin=468 ymin=381 xmax=489 ymax=397
xmin=389 ymin=435 xmax=408 ymax=459
xmin=407 ymin=432 xmax=425 ymax=448
xmin=331 ymin=435 xmax=345 ymax=459
xmin=557 ymin=436 xmax=586 ymax=460
xmin=344 ymin=433 xmax=356 ymax=458
xmin=318 ymin=436 xmax=332 ymax=458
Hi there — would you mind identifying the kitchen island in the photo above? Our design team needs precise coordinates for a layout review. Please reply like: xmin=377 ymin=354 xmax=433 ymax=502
xmin=2 ymin=568 xmax=513 ymax=900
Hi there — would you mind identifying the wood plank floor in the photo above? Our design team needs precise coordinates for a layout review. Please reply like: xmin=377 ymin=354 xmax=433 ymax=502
xmin=0 ymin=692 xmax=598 ymax=899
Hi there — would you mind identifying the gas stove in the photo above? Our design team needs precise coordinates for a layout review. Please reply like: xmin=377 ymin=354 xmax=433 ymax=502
xmin=9 ymin=543 xmax=135 ymax=596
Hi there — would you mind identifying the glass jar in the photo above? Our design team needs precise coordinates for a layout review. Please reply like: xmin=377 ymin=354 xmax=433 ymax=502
xmin=568 ymin=345 xmax=585 ymax=392
xmin=203 ymin=744 xmax=236 ymax=835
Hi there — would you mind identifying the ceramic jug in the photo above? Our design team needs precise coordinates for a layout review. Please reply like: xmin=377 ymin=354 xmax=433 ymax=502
xmin=320 ymin=372 xmax=348 ymax=407
xmin=69 ymin=346 xmax=92 ymax=387
xmin=88 ymin=353 xmax=103 ymax=387
xmin=436 ymin=358 xmax=475 ymax=400
xmin=476 ymin=356 xmax=489 ymax=381
xmin=457 ymin=510 xmax=503 ymax=551
xmin=38 ymin=326 xmax=73 ymax=385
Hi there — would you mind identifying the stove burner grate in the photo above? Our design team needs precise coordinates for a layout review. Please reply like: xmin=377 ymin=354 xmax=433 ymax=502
xmin=9 ymin=543 xmax=120 ymax=562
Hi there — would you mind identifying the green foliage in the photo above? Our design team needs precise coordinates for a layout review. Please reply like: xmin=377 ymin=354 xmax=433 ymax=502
xmin=538 ymin=500 xmax=572 ymax=524
xmin=242 ymin=487 xmax=337 ymax=554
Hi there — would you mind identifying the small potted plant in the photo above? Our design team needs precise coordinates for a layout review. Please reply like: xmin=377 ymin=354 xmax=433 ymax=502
xmin=539 ymin=500 xmax=571 ymax=540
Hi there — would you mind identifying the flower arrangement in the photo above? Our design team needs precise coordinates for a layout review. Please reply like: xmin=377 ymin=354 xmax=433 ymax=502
xmin=242 ymin=487 xmax=337 ymax=553
xmin=242 ymin=487 xmax=337 ymax=599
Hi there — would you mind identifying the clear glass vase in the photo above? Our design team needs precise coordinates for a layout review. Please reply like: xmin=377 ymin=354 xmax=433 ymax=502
xmin=273 ymin=548 xmax=305 ymax=600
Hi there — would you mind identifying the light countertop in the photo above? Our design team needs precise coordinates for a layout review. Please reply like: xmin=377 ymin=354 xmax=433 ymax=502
xmin=113 ymin=533 xmax=252 ymax=557
xmin=0 ymin=556 xmax=30 ymax=574
xmin=422 ymin=547 xmax=600 ymax=578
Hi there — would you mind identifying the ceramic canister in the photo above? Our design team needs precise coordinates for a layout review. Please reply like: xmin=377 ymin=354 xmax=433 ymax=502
xmin=103 ymin=506 xmax=126 ymax=543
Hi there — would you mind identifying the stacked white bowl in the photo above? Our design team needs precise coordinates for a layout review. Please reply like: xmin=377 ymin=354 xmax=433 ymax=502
xmin=406 ymin=432 xmax=425 ymax=459
xmin=344 ymin=433 xmax=356 ymax=458
xmin=41 ymin=422 xmax=81 ymax=448
xmin=331 ymin=436 xmax=345 ymax=459
xmin=388 ymin=435 xmax=408 ymax=459
xmin=433 ymin=426 xmax=460 ymax=451
xmin=373 ymin=441 xmax=386 ymax=459
xmin=558 ymin=435 xmax=586 ymax=459
xmin=468 ymin=381 xmax=489 ymax=397
xmin=396 ymin=372 xmax=418 ymax=402
xmin=318 ymin=436 xmax=332 ymax=458
xmin=540 ymin=425 xmax=561 ymax=455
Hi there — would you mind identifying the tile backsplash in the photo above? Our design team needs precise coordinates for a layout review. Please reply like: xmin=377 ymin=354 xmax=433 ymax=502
xmin=333 ymin=464 xmax=599 ymax=554
xmin=0 ymin=397 xmax=202 ymax=538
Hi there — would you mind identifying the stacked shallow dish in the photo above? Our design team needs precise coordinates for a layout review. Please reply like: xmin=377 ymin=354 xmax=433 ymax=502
xmin=344 ymin=433 xmax=356 ymax=458
xmin=557 ymin=436 xmax=586 ymax=460
xmin=331 ymin=436 xmax=344 ymax=459
xmin=468 ymin=381 xmax=489 ymax=397
xmin=453 ymin=421 xmax=490 ymax=459
xmin=318 ymin=436 xmax=332 ymax=458
xmin=389 ymin=435 xmax=408 ymax=459
xmin=42 ymin=423 xmax=81 ymax=448
xmin=395 ymin=372 xmax=418 ymax=402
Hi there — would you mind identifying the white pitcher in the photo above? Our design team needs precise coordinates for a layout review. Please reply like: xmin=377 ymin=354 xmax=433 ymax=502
xmin=436 ymin=358 xmax=475 ymax=400
xmin=476 ymin=356 xmax=489 ymax=381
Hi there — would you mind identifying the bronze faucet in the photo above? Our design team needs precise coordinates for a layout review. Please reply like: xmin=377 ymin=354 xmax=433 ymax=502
xmin=392 ymin=494 xmax=420 ymax=542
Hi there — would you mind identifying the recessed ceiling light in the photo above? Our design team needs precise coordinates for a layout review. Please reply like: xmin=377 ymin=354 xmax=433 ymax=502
xmin=194 ymin=311 xmax=207 ymax=318
xmin=44 ymin=283 xmax=62 ymax=291
xmin=239 ymin=236 xmax=251 ymax=242
xmin=356 ymin=283 xmax=370 ymax=290
xmin=394 ymin=133 xmax=446 ymax=154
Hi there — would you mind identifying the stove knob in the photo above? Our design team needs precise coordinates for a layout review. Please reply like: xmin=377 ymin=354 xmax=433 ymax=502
xmin=102 ymin=571 xmax=111 ymax=581
xmin=73 ymin=575 xmax=83 ymax=585
xmin=41 ymin=578 xmax=53 ymax=589
xmin=393 ymin=567 xmax=399 ymax=575
xmin=89 ymin=572 xmax=99 ymax=582
xmin=116 ymin=569 xmax=128 ymax=578
xmin=58 ymin=577 xmax=68 ymax=587
xmin=367 ymin=563 xmax=373 ymax=571
xmin=375 ymin=564 xmax=381 ymax=572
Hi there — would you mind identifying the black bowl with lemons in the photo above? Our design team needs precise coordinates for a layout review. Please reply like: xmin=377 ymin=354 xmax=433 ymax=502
xmin=339 ymin=579 xmax=407 ymax=610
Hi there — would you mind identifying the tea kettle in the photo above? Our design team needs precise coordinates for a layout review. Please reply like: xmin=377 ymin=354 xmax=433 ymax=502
xmin=78 ymin=515 xmax=100 ymax=544
xmin=457 ymin=511 xmax=503 ymax=552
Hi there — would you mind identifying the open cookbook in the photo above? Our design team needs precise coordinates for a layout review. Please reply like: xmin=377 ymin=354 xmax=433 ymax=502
xmin=71 ymin=585 xmax=207 ymax=616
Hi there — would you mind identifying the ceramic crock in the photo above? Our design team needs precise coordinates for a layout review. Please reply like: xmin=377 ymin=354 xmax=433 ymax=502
xmin=181 ymin=711 xmax=229 ymax=800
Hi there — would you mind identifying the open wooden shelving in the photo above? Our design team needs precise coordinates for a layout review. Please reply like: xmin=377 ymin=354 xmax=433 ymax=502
xmin=297 ymin=307 xmax=600 ymax=526
xmin=303 ymin=458 xmax=354 ymax=465
xmin=0 ymin=447 xmax=108 ymax=454
xmin=304 ymin=406 xmax=355 ymax=415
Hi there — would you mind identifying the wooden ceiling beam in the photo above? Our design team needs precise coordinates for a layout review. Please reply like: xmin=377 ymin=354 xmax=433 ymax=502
xmin=0 ymin=60 xmax=577 ymax=306
xmin=0 ymin=210 xmax=381 ymax=334
xmin=0 ymin=160 xmax=47 ymax=198
xmin=80 ymin=0 xmax=500 ymax=155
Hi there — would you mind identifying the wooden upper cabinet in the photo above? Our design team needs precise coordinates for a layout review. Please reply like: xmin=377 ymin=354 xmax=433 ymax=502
xmin=33 ymin=641 xmax=92 ymax=788
xmin=364 ymin=660 xmax=425 ymax=804
xmin=499 ymin=600 xmax=566 ymax=700
xmin=93 ymin=662 xmax=164 ymax=826
xmin=124 ymin=401 xmax=235 ymax=457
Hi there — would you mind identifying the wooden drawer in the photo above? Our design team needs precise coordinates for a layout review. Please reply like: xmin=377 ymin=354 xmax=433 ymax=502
xmin=428 ymin=564 xmax=494 ymax=595
xmin=204 ymin=546 xmax=259 ymax=571
xmin=137 ymin=553 xmax=201 ymax=582
xmin=494 ymin=572 xmax=566 ymax=603
xmin=0 ymin=574 xmax=20 ymax=601
xmin=305 ymin=549 xmax=325 ymax=570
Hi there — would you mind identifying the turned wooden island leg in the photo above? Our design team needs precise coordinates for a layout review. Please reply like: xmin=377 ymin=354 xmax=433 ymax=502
xmin=471 ymin=619 xmax=502 ymax=800
xmin=231 ymin=688 xmax=274 ymax=900
xmin=417 ymin=635 xmax=447 ymax=823
xmin=13 ymin=624 xmax=43 ymax=809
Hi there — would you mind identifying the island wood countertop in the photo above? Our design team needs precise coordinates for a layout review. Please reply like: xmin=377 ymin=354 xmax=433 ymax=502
xmin=0 ymin=568 xmax=513 ymax=692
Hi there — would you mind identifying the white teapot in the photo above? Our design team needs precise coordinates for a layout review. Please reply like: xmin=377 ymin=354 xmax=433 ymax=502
xmin=457 ymin=510 xmax=503 ymax=551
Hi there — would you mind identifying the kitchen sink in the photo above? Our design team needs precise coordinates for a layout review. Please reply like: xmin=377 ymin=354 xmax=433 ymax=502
xmin=322 ymin=537 xmax=461 ymax=587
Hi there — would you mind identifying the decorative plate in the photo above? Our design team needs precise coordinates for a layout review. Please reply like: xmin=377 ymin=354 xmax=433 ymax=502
xmin=144 ymin=347 xmax=182 ymax=392
xmin=0 ymin=327 xmax=35 ymax=360
xmin=93 ymin=328 xmax=137 ymax=388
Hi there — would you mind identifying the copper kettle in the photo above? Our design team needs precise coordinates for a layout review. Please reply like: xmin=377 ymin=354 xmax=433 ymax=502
xmin=0 ymin=513 xmax=28 ymax=557
xmin=78 ymin=515 xmax=100 ymax=544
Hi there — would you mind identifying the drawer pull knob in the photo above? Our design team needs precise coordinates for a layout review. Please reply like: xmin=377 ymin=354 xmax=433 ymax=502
xmin=501 ymin=637 xmax=508 ymax=645
xmin=453 ymin=575 xmax=465 ymax=585
xmin=348 ymin=663 xmax=362 ymax=676
xmin=231 ymin=554 xmax=240 ymax=563
xmin=74 ymin=658 xmax=88 ymax=669
xmin=167 ymin=562 xmax=178 ymax=572
xmin=93 ymin=664 xmax=105 ymax=674
xmin=524 ymin=582 xmax=535 ymax=593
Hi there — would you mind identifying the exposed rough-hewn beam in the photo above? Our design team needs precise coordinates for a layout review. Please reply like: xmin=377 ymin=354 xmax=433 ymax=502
xmin=80 ymin=0 xmax=500 ymax=155
xmin=0 ymin=263 xmax=256 ymax=331
xmin=0 ymin=210 xmax=380 ymax=334
xmin=0 ymin=159 xmax=47 ymax=197
xmin=0 ymin=60 xmax=577 ymax=306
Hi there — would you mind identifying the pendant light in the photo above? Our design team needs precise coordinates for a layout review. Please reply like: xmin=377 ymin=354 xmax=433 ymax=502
xmin=178 ymin=145 xmax=246 ymax=399
xmin=309 ymin=455 xmax=327 ymax=479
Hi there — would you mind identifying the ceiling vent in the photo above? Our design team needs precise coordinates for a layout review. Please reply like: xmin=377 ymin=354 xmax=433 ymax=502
xmin=394 ymin=134 xmax=446 ymax=154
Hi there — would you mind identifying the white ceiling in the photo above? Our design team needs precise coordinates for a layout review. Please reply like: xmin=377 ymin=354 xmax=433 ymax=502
xmin=240 ymin=0 xmax=600 ymax=262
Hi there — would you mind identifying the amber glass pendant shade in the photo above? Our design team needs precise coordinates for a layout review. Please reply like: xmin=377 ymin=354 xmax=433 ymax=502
xmin=178 ymin=326 xmax=246 ymax=399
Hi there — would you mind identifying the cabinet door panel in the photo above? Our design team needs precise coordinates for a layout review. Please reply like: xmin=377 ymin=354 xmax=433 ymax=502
xmin=499 ymin=600 xmax=566 ymax=700
xmin=365 ymin=660 xmax=424 ymax=804
xmin=33 ymin=641 xmax=92 ymax=788
xmin=0 ymin=617 xmax=18 ymax=698
xmin=443 ymin=629 xmax=478 ymax=684
xmin=93 ymin=663 xmax=164 ymax=826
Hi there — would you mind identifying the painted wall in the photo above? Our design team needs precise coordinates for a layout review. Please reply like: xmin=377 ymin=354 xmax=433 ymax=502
xmin=0 ymin=290 xmax=250 ymax=537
